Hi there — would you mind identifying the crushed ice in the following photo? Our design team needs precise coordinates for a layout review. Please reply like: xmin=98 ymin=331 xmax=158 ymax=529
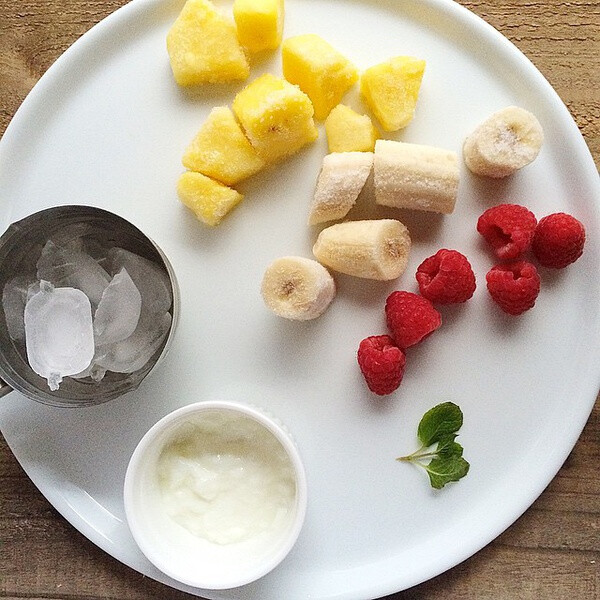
xmin=93 ymin=268 xmax=142 ymax=347
xmin=105 ymin=247 xmax=172 ymax=315
xmin=2 ymin=276 xmax=36 ymax=341
xmin=37 ymin=239 xmax=111 ymax=306
xmin=2 ymin=224 xmax=173 ymax=391
xmin=95 ymin=312 xmax=172 ymax=374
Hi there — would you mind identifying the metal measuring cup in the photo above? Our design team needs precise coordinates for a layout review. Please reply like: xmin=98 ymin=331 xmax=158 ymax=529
xmin=0 ymin=206 xmax=180 ymax=407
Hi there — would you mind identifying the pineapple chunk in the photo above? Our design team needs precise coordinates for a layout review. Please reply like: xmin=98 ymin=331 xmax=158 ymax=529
xmin=166 ymin=0 xmax=249 ymax=86
xmin=360 ymin=56 xmax=426 ymax=131
xmin=178 ymin=171 xmax=243 ymax=226
xmin=232 ymin=73 xmax=318 ymax=163
xmin=282 ymin=34 xmax=358 ymax=120
xmin=233 ymin=0 xmax=284 ymax=52
xmin=325 ymin=104 xmax=379 ymax=152
xmin=183 ymin=106 xmax=265 ymax=185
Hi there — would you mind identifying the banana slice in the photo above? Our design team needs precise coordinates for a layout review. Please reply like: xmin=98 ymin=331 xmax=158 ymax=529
xmin=312 ymin=219 xmax=411 ymax=280
xmin=308 ymin=152 xmax=373 ymax=225
xmin=261 ymin=256 xmax=336 ymax=320
xmin=374 ymin=140 xmax=459 ymax=214
xmin=463 ymin=106 xmax=544 ymax=178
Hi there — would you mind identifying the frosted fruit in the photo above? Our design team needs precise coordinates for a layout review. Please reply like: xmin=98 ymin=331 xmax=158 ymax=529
xmin=282 ymin=34 xmax=358 ymax=120
xmin=233 ymin=0 xmax=284 ymax=52
xmin=182 ymin=106 xmax=265 ymax=185
xmin=324 ymin=104 xmax=379 ymax=152
xmin=178 ymin=171 xmax=244 ymax=226
xmin=166 ymin=0 xmax=249 ymax=85
xmin=360 ymin=56 xmax=426 ymax=131
xmin=232 ymin=73 xmax=318 ymax=163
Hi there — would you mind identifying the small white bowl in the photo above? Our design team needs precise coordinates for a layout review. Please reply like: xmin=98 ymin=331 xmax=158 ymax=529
xmin=123 ymin=400 xmax=307 ymax=589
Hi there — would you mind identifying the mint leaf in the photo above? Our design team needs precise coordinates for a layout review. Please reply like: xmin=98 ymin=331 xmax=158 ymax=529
xmin=425 ymin=455 xmax=470 ymax=489
xmin=436 ymin=434 xmax=463 ymax=458
xmin=417 ymin=402 xmax=463 ymax=447
xmin=397 ymin=403 xmax=469 ymax=489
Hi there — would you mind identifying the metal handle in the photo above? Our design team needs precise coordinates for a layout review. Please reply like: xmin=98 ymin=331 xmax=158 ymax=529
xmin=0 ymin=377 xmax=12 ymax=398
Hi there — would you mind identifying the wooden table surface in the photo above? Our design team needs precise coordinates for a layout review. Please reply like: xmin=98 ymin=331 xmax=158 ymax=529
xmin=0 ymin=1 xmax=598 ymax=598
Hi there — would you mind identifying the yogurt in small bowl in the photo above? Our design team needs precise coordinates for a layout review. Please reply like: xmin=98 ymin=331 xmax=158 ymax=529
xmin=123 ymin=400 xmax=307 ymax=589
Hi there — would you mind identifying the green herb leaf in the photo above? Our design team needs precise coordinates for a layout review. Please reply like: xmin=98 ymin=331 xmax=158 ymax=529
xmin=417 ymin=402 xmax=463 ymax=447
xmin=436 ymin=434 xmax=463 ymax=458
xmin=425 ymin=455 xmax=470 ymax=489
xmin=397 ymin=402 xmax=469 ymax=489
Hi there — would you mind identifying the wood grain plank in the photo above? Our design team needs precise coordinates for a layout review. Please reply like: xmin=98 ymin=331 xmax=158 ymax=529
xmin=461 ymin=0 xmax=600 ymax=165
xmin=0 ymin=1 xmax=598 ymax=599
xmin=390 ymin=546 xmax=599 ymax=599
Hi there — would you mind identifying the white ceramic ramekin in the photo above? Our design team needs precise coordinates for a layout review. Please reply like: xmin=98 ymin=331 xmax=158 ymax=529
xmin=123 ymin=400 xmax=307 ymax=590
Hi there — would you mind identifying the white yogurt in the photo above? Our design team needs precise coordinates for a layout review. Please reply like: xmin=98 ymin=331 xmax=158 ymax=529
xmin=156 ymin=410 xmax=297 ymax=545
xmin=124 ymin=401 xmax=307 ymax=589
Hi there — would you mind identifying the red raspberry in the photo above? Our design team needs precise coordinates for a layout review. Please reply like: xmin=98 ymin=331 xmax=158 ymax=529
xmin=532 ymin=212 xmax=586 ymax=268
xmin=416 ymin=249 xmax=476 ymax=304
xmin=477 ymin=203 xmax=537 ymax=260
xmin=357 ymin=335 xmax=406 ymax=395
xmin=385 ymin=291 xmax=442 ymax=348
xmin=486 ymin=261 xmax=541 ymax=315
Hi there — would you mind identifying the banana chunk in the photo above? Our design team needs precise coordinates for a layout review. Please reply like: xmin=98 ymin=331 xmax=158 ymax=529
xmin=374 ymin=140 xmax=459 ymax=214
xmin=313 ymin=219 xmax=411 ymax=280
xmin=261 ymin=256 xmax=336 ymax=320
xmin=309 ymin=152 xmax=373 ymax=225
xmin=463 ymin=106 xmax=544 ymax=178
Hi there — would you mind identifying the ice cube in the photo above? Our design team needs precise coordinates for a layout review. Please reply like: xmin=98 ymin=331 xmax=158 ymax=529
xmin=82 ymin=236 xmax=110 ymax=262
xmin=94 ymin=268 xmax=142 ymax=346
xmin=71 ymin=360 xmax=107 ymax=382
xmin=24 ymin=281 xmax=95 ymax=391
xmin=27 ymin=281 xmax=41 ymax=301
xmin=95 ymin=311 xmax=172 ymax=374
xmin=90 ymin=365 xmax=108 ymax=382
xmin=48 ymin=223 xmax=93 ymax=250
xmin=2 ymin=276 xmax=35 ymax=341
xmin=105 ymin=247 xmax=172 ymax=315
xmin=37 ymin=240 xmax=111 ymax=306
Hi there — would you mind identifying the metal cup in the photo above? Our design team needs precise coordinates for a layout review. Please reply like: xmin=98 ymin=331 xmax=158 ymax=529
xmin=0 ymin=206 xmax=179 ymax=407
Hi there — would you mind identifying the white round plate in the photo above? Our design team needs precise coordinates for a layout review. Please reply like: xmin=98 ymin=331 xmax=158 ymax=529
xmin=0 ymin=0 xmax=598 ymax=598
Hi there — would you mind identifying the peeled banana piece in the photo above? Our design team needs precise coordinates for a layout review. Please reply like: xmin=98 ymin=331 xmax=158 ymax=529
xmin=374 ymin=140 xmax=459 ymax=214
xmin=312 ymin=219 xmax=411 ymax=280
xmin=309 ymin=152 xmax=373 ymax=225
xmin=261 ymin=256 xmax=336 ymax=320
xmin=463 ymin=106 xmax=544 ymax=178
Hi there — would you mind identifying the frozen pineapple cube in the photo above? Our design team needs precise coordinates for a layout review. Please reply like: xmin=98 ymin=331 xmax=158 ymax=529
xmin=178 ymin=171 xmax=243 ymax=226
xmin=360 ymin=56 xmax=426 ymax=131
xmin=232 ymin=73 xmax=318 ymax=163
xmin=166 ymin=0 xmax=249 ymax=86
xmin=233 ymin=0 xmax=284 ymax=52
xmin=183 ymin=107 xmax=265 ymax=185
xmin=324 ymin=104 xmax=379 ymax=152
xmin=282 ymin=34 xmax=358 ymax=120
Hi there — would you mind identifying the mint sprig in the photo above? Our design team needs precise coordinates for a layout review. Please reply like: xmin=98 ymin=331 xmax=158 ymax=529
xmin=397 ymin=402 xmax=469 ymax=489
xmin=417 ymin=402 xmax=463 ymax=446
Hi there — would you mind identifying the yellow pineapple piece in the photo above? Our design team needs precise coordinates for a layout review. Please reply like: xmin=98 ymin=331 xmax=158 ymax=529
xmin=178 ymin=171 xmax=243 ymax=226
xmin=233 ymin=0 xmax=284 ymax=52
xmin=360 ymin=56 xmax=426 ymax=131
xmin=324 ymin=104 xmax=379 ymax=152
xmin=232 ymin=73 xmax=318 ymax=163
xmin=166 ymin=0 xmax=249 ymax=86
xmin=282 ymin=34 xmax=358 ymax=120
xmin=183 ymin=107 xmax=265 ymax=185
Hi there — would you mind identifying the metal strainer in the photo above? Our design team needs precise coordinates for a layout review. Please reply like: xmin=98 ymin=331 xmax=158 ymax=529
xmin=0 ymin=206 xmax=179 ymax=407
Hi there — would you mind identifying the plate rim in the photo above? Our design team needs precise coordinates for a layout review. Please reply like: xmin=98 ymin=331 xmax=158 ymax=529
xmin=0 ymin=0 xmax=599 ymax=598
